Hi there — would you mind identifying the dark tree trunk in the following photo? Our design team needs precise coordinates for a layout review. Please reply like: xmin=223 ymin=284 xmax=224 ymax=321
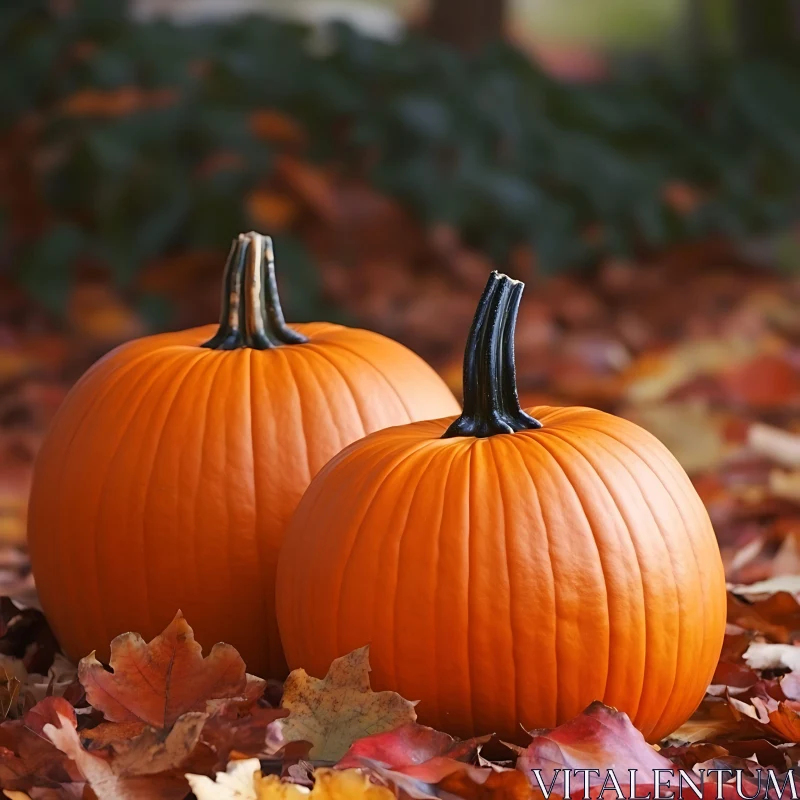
xmin=427 ymin=0 xmax=508 ymax=53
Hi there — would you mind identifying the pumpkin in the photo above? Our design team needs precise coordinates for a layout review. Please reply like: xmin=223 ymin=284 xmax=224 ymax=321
xmin=276 ymin=271 xmax=727 ymax=742
xmin=27 ymin=231 xmax=459 ymax=678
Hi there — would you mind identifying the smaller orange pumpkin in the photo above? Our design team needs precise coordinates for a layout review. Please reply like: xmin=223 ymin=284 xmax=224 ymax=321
xmin=276 ymin=271 xmax=727 ymax=742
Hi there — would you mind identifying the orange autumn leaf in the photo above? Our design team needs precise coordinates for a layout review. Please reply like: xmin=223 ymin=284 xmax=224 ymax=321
xmin=246 ymin=190 xmax=299 ymax=232
xmin=59 ymin=87 xmax=177 ymax=117
xmin=257 ymin=769 xmax=394 ymax=800
xmin=437 ymin=768 xmax=538 ymax=800
xmin=719 ymin=354 xmax=800 ymax=412
xmin=79 ymin=611 xmax=262 ymax=729
xmin=274 ymin=155 xmax=338 ymax=224
xmin=250 ymin=110 xmax=306 ymax=147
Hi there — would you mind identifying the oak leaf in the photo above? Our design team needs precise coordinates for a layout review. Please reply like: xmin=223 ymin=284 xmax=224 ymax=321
xmin=79 ymin=611 xmax=262 ymax=729
xmin=266 ymin=646 xmax=416 ymax=762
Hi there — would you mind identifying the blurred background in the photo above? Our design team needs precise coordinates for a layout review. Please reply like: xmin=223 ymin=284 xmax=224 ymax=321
xmin=3 ymin=0 xmax=800 ymax=597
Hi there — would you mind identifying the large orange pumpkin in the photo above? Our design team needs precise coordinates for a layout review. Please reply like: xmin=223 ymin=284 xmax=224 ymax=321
xmin=276 ymin=271 xmax=727 ymax=742
xmin=27 ymin=231 xmax=459 ymax=678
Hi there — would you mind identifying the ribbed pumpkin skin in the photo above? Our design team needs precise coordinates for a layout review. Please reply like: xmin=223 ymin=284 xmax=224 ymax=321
xmin=27 ymin=321 xmax=459 ymax=678
xmin=276 ymin=405 xmax=727 ymax=742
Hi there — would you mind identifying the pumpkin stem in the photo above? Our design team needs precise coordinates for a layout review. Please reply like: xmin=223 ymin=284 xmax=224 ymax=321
xmin=442 ymin=271 xmax=542 ymax=439
xmin=201 ymin=232 xmax=308 ymax=350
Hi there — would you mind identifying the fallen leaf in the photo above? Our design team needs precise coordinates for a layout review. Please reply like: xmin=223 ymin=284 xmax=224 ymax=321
xmin=59 ymin=87 xmax=177 ymax=117
xmin=719 ymin=354 xmax=800 ymax=412
xmin=743 ymin=643 xmax=800 ymax=673
xmin=188 ymin=764 xmax=395 ymax=800
xmin=748 ymin=424 xmax=800 ymax=468
xmin=274 ymin=156 xmax=338 ymax=224
xmin=187 ymin=758 xmax=262 ymax=800
xmin=257 ymin=769 xmax=393 ymax=800
xmin=727 ymin=576 xmax=800 ymax=600
xmin=666 ymin=698 xmax=747 ymax=744
xmin=250 ymin=110 xmax=306 ymax=147
xmin=246 ymin=191 xmax=299 ymax=232
xmin=436 ymin=767 xmax=536 ymax=800
xmin=45 ymin=710 xmax=204 ymax=800
xmin=622 ymin=336 xmax=767 ymax=404
xmin=728 ymin=695 xmax=800 ymax=743
xmin=516 ymin=702 xmax=672 ymax=788
xmin=622 ymin=401 xmax=728 ymax=474
xmin=726 ymin=591 xmax=800 ymax=643
xmin=336 ymin=721 xmax=486 ymax=773
xmin=22 ymin=697 xmax=76 ymax=737
xmin=769 ymin=469 xmax=800 ymax=505
xmin=79 ymin=611 xmax=261 ymax=729
xmin=267 ymin=646 xmax=416 ymax=762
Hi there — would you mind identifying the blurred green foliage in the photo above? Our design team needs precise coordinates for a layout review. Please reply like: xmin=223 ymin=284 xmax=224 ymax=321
xmin=2 ymin=0 xmax=800 ymax=320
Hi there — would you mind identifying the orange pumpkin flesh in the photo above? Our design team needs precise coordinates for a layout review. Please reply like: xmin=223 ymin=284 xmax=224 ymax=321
xmin=27 ymin=232 xmax=459 ymax=678
xmin=276 ymin=271 xmax=727 ymax=742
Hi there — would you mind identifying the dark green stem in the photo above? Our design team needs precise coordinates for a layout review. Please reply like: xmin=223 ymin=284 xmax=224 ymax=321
xmin=443 ymin=271 xmax=542 ymax=439
xmin=202 ymin=232 xmax=307 ymax=350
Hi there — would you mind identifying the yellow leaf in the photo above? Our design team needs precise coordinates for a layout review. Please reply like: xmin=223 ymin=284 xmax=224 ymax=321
xmin=254 ymin=774 xmax=310 ymax=799
xmin=255 ymin=770 xmax=393 ymax=800
xmin=269 ymin=646 xmax=416 ymax=761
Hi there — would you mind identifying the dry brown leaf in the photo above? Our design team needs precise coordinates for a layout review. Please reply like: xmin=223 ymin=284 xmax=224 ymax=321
xmin=79 ymin=611 xmax=261 ymax=729
xmin=44 ymin=710 xmax=204 ymax=800
xmin=267 ymin=646 xmax=416 ymax=762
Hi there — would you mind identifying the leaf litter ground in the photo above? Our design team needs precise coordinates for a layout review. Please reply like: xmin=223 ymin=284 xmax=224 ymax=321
xmin=5 ymin=225 xmax=800 ymax=795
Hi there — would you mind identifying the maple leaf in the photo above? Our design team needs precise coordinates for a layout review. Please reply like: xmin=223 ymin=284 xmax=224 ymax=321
xmin=517 ymin=702 xmax=672 ymax=788
xmin=266 ymin=647 xmax=416 ymax=762
xmin=44 ymin=710 xmax=205 ymax=800
xmin=79 ymin=611 xmax=263 ymax=729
